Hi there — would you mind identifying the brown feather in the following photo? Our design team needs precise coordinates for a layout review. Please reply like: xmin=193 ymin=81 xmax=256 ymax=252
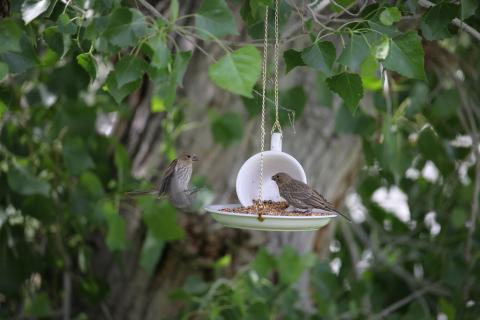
xmin=273 ymin=172 xmax=352 ymax=222
xmin=158 ymin=159 xmax=177 ymax=196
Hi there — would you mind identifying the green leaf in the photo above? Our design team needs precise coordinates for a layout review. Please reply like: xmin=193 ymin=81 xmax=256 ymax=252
xmin=383 ymin=31 xmax=425 ymax=80
xmin=0 ymin=19 xmax=23 ymax=53
xmin=283 ymin=49 xmax=305 ymax=74
xmin=210 ymin=112 xmax=244 ymax=146
xmin=140 ymin=231 xmax=164 ymax=275
xmin=274 ymin=86 xmax=307 ymax=126
xmin=23 ymin=292 xmax=52 ymax=317
xmin=335 ymin=104 xmax=375 ymax=136
xmin=0 ymin=37 xmax=39 ymax=74
xmin=77 ymin=53 xmax=97 ymax=80
xmin=251 ymin=248 xmax=275 ymax=277
xmin=114 ymin=56 xmax=146 ymax=87
xmin=417 ymin=127 xmax=453 ymax=174
xmin=439 ymin=298 xmax=456 ymax=320
xmin=102 ymin=201 xmax=127 ymax=251
xmin=0 ymin=62 xmax=8 ymax=80
xmin=114 ymin=143 xmax=130 ymax=191
xmin=360 ymin=55 xmax=381 ymax=91
xmin=461 ymin=0 xmax=479 ymax=19
xmin=43 ymin=27 xmax=70 ymax=57
xmin=377 ymin=119 xmax=408 ymax=179
xmin=80 ymin=172 xmax=104 ymax=199
xmin=7 ymin=165 xmax=50 ymax=196
xmin=431 ymin=89 xmax=459 ymax=119
xmin=151 ymin=96 xmax=166 ymax=113
xmin=277 ymin=247 xmax=316 ymax=285
xmin=372 ymin=35 xmax=390 ymax=60
xmin=62 ymin=137 xmax=95 ymax=175
xmin=208 ymin=45 xmax=261 ymax=97
xmin=338 ymin=34 xmax=370 ymax=71
xmin=241 ymin=84 xmax=262 ymax=117
xmin=301 ymin=41 xmax=336 ymax=76
xmin=170 ymin=0 xmax=179 ymax=23
xmin=173 ymin=51 xmax=192 ymax=87
xmin=316 ymin=73 xmax=333 ymax=107
xmin=57 ymin=13 xmax=77 ymax=34
xmin=250 ymin=0 xmax=272 ymax=16
xmin=214 ymin=255 xmax=231 ymax=269
xmin=146 ymin=34 xmax=171 ymax=70
xmin=420 ymin=3 xmax=458 ymax=40
xmin=379 ymin=7 xmax=402 ymax=26
xmin=140 ymin=198 xmax=185 ymax=241
xmin=329 ymin=0 xmax=356 ymax=13
xmin=451 ymin=208 xmax=467 ymax=229
xmin=105 ymin=72 xmax=142 ymax=104
xmin=151 ymin=77 xmax=174 ymax=110
xmin=103 ymin=8 xmax=149 ymax=48
xmin=21 ymin=0 xmax=51 ymax=24
xmin=150 ymin=51 xmax=192 ymax=109
xmin=195 ymin=0 xmax=238 ymax=39
xmin=326 ymin=72 xmax=364 ymax=111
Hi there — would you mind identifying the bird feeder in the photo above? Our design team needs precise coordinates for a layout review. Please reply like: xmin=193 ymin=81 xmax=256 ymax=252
xmin=205 ymin=0 xmax=336 ymax=231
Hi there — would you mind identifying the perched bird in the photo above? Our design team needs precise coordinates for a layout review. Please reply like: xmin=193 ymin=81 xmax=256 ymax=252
xmin=272 ymin=172 xmax=351 ymax=222
xmin=126 ymin=152 xmax=198 ymax=208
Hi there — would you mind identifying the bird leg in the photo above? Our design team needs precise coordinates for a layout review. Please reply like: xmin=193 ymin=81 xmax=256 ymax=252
xmin=286 ymin=206 xmax=297 ymax=212
xmin=184 ymin=187 xmax=203 ymax=195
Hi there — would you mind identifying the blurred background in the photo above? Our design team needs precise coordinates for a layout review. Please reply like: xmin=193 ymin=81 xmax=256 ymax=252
xmin=1 ymin=0 xmax=480 ymax=319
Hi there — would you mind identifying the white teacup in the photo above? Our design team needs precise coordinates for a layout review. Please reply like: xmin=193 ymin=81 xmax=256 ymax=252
xmin=236 ymin=133 xmax=307 ymax=206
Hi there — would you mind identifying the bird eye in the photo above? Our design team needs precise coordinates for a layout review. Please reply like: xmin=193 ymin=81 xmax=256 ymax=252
xmin=187 ymin=155 xmax=190 ymax=158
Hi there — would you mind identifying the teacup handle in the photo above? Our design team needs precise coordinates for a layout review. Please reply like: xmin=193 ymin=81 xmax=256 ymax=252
xmin=271 ymin=132 xmax=282 ymax=152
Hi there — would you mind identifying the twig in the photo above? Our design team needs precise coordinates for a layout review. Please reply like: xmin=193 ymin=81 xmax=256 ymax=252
xmin=63 ymin=271 xmax=72 ymax=320
xmin=454 ymin=80 xmax=480 ymax=265
xmin=370 ymin=286 xmax=433 ymax=320
xmin=454 ymin=80 xmax=480 ymax=300
xmin=351 ymin=223 xmax=450 ymax=297
xmin=136 ymin=0 xmax=168 ymax=22
xmin=418 ymin=0 xmax=480 ymax=41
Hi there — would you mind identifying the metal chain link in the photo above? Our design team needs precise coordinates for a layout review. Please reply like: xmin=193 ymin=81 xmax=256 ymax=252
xmin=271 ymin=0 xmax=282 ymax=135
xmin=256 ymin=5 xmax=269 ymax=218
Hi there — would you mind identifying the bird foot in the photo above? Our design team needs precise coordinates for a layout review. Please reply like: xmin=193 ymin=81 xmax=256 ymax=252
xmin=184 ymin=187 xmax=202 ymax=195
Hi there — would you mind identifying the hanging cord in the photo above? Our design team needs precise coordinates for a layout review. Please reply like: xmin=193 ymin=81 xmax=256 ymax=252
xmin=271 ymin=0 xmax=282 ymax=135
xmin=256 ymin=5 xmax=269 ymax=221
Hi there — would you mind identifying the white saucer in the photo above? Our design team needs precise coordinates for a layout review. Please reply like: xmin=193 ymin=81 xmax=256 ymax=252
xmin=205 ymin=204 xmax=336 ymax=232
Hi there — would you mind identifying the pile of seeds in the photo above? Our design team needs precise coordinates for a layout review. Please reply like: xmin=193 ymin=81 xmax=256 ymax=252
xmin=220 ymin=200 xmax=331 ymax=216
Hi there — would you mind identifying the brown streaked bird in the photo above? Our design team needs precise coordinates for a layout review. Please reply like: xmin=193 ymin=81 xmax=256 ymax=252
xmin=126 ymin=152 xmax=198 ymax=208
xmin=272 ymin=172 xmax=351 ymax=222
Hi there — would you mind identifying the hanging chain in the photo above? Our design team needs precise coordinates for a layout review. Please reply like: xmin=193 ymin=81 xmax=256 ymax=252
xmin=271 ymin=0 xmax=282 ymax=135
xmin=256 ymin=4 xmax=269 ymax=218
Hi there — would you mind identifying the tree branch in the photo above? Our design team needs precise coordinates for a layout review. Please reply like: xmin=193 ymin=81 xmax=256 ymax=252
xmin=370 ymin=286 xmax=433 ymax=320
xmin=136 ymin=0 xmax=168 ymax=22
xmin=418 ymin=0 xmax=480 ymax=41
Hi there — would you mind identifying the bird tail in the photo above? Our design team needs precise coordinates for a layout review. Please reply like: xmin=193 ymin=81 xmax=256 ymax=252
xmin=332 ymin=209 xmax=352 ymax=223
xmin=125 ymin=190 xmax=157 ymax=197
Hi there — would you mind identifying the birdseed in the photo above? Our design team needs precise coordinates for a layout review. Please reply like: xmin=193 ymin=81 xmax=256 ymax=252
xmin=220 ymin=200 xmax=332 ymax=216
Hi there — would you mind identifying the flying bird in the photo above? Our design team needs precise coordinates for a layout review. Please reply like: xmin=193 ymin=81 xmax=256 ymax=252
xmin=126 ymin=152 xmax=198 ymax=208
xmin=272 ymin=172 xmax=351 ymax=222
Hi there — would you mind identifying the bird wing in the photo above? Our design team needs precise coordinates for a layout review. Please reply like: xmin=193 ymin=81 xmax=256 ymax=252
xmin=285 ymin=180 xmax=335 ymax=210
xmin=283 ymin=179 xmax=352 ymax=222
xmin=158 ymin=159 xmax=177 ymax=196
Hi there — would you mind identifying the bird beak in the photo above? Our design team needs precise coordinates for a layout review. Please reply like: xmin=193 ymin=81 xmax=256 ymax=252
xmin=192 ymin=155 xmax=199 ymax=161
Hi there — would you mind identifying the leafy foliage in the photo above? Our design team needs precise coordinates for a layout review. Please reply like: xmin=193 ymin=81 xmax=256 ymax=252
xmin=196 ymin=0 xmax=238 ymax=39
xmin=1 ymin=0 xmax=480 ymax=319
xmin=208 ymin=45 xmax=262 ymax=97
